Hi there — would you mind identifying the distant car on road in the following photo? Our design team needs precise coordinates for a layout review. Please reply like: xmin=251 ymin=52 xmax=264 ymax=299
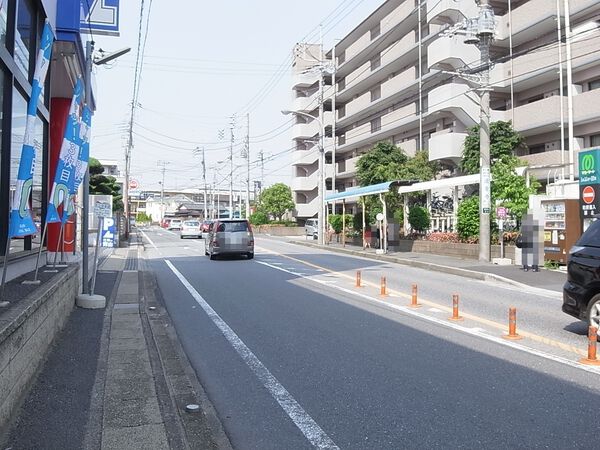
xmin=563 ymin=219 xmax=600 ymax=330
xmin=305 ymin=218 xmax=318 ymax=239
xmin=205 ymin=219 xmax=254 ymax=260
xmin=180 ymin=220 xmax=201 ymax=239
xmin=168 ymin=218 xmax=183 ymax=230
xmin=161 ymin=218 xmax=172 ymax=228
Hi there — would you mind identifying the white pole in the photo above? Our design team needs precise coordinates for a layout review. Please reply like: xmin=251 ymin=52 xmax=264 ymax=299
xmin=229 ymin=116 xmax=234 ymax=218
xmin=319 ymin=24 xmax=326 ymax=245
xmin=508 ymin=0 xmax=515 ymax=124
xmin=418 ymin=0 xmax=423 ymax=151
xmin=245 ymin=113 xmax=250 ymax=219
xmin=564 ymin=0 xmax=575 ymax=181
xmin=331 ymin=43 xmax=337 ymax=214
xmin=557 ymin=0 xmax=565 ymax=182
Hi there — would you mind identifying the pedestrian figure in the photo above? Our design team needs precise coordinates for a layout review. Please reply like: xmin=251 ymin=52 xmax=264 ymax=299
xmin=375 ymin=227 xmax=381 ymax=249
xmin=520 ymin=211 xmax=543 ymax=272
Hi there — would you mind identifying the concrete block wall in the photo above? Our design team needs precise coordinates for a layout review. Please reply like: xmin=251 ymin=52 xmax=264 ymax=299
xmin=0 ymin=265 xmax=79 ymax=432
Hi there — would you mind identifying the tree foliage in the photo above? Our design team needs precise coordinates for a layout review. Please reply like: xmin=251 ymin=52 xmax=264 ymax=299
xmin=408 ymin=205 xmax=430 ymax=232
xmin=89 ymin=157 xmax=123 ymax=212
xmin=249 ymin=210 xmax=269 ymax=225
xmin=492 ymin=155 xmax=540 ymax=221
xmin=460 ymin=121 xmax=526 ymax=174
xmin=328 ymin=214 xmax=353 ymax=234
xmin=456 ymin=196 xmax=480 ymax=241
xmin=356 ymin=143 xmax=438 ymax=219
xmin=260 ymin=183 xmax=294 ymax=221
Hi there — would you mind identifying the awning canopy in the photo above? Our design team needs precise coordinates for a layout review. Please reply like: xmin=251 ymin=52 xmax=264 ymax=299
xmin=325 ymin=180 xmax=416 ymax=203
xmin=397 ymin=174 xmax=480 ymax=194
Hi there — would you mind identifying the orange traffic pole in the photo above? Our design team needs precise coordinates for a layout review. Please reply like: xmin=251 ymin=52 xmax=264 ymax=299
xmin=409 ymin=284 xmax=421 ymax=308
xmin=502 ymin=307 xmax=522 ymax=340
xmin=380 ymin=277 xmax=387 ymax=296
xmin=579 ymin=326 xmax=600 ymax=366
xmin=356 ymin=271 xmax=362 ymax=288
xmin=448 ymin=294 xmax=463 ymax=321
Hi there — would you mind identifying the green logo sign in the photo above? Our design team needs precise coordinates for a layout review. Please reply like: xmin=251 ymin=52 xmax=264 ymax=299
xmin=579 ymin=149 xmax=600 ymax=186
xmin=582 ymin=154 xmax=595 ymax=172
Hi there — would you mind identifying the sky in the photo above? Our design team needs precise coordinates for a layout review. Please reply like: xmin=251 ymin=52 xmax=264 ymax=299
xmin=90 ymin=0 xmax=384 ymax=194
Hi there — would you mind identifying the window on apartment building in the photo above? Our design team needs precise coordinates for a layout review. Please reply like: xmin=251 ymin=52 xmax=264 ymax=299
xmin=370 ymin=54 xmax=381 ymax=71
xmin=528 ymin=144 xmax=545 ymax=155
xmin=338 ymin=50 xmax=345 ymax=65
xmin=371 ymin=117 xmax=381 ymax=133
xmin=370 ymin=86 xmax=381 ymax=102
xmin=589 ymin=79 xmax=600 ymax=91
xmin=370 ymin=23 xmax=381 ymax=40
xmin=526 ymin=94 xmax=544 ymax=104
xmin=338 ymin=77 xmax=346 ymax=91
xmin=591 ymin=134 xmax=600 ymax=147
xmin=338 ymin=105 xmax=346 ymax=118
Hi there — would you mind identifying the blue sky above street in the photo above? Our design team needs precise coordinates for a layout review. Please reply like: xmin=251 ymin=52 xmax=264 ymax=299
xmin=90 ymin=0 xmax=384 ymax=192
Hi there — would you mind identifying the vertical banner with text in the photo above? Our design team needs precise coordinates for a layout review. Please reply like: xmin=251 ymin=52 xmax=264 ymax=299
xmin=8 ymin=21 xmax=54 ymax=237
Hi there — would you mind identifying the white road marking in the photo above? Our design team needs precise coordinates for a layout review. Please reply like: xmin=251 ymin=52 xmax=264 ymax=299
xmin=428 ymin=308 xmax=443 ymax=313
xmin=165 ymin=260 xmax=339 ymax=450
xmin=140 ymin=229 xmax=160 ymax=255
xmin=256 ymin=261 xmax=600 ymax=376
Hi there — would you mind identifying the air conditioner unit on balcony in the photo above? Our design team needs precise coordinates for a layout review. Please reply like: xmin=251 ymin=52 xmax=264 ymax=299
xmin=544 ymin=90 xmax=560 ymax=99
xmin=545 ymin=141 xmax=561 ymax=151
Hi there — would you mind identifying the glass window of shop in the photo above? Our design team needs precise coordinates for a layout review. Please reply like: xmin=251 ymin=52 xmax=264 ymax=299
xmin=9 ymin=86 xmax=44 ymax=252
xmin=15 ymin=0 xmax=34 ymax=76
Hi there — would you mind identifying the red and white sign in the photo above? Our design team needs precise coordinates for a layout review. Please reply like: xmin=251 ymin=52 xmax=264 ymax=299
xmin=583 ymin=185 xmax=595 ymax=204
xmin=129 ymin=179 xmax=139 ymax=190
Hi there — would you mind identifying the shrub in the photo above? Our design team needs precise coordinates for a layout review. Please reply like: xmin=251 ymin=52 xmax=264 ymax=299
xmin=250 ymin=211 xmax=269 ymax=225
xmin=393 ymin=208 xmax=404 ymax=225
xmin=408 ymin=205 xmax=430 ymax=232
xmin=328 ymin=214 xmax=353 ymax=234
xmin=425 ymin=232 xmax=460 ymax=243
xmin=456 ymin=196 xmax=479 ymax=241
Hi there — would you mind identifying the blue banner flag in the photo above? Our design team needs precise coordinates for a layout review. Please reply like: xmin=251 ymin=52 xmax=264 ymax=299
xmin=63 ymin=105 xmax=92 ymax=223
xmin=9 ymin=21 xmax=54 ymax=237
xmin=46 ymin=78 xmax=84 ymax=224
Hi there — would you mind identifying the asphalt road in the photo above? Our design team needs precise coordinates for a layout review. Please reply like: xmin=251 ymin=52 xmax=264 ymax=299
xmin=141 ymin=227 xmax=600 ymax=449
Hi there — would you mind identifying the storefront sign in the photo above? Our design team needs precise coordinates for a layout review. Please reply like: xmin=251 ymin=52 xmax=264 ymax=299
xmin=81 ymin=0 xmax=120 ymax=36
xmin=579 ymin=148 xmax=600 ymax=185
xmin=100 ymin=217 xmax=118 ymax=247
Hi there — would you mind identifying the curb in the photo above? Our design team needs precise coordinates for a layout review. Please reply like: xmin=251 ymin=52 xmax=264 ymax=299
xmin=290 ymin=239 xmax=562 ymax=298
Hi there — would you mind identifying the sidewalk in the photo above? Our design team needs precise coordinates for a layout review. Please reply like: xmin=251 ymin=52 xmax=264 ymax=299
xmin=3 ymin=233 xmax=230 ymax=449
xmin=284 ymin=236 xmax=566 ymax=295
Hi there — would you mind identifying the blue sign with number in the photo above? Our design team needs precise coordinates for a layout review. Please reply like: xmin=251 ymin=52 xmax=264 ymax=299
xmin=80 ymin=0 xmax=120 ymax=36
xmin=100 ymin=217 xmax=118 ymax=247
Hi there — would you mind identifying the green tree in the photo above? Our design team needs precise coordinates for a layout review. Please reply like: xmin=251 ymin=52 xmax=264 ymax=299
xmin=408 ymin=206 xmax=430 ymax=233
xmin=89 ymin=157 xmax=123 ymax=212
xmin=460 ymin=121 xmax=526 ymax=174
xmin=456 ymin=196 xmax=480 ymax=241
xmin=136 ymin=211 xmax=152 ymax=223
xmin=492 ymin=155 xmax=540 ymax=221
xmin=356 ymin=143 xmax=438 ymax=217
xmin=249 ymin=210 xmax=269 ymax=225
xmin=328 ymin=214 xmax=353 ymax=234
xmin=259 ymin=183 xmax=294 ymax=221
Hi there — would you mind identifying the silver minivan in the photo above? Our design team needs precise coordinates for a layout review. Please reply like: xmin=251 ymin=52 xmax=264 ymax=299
xmin=205 ymin=219 xmax=254 ymax=260
xmin=305 ymin=218 xmax=318 ymax=239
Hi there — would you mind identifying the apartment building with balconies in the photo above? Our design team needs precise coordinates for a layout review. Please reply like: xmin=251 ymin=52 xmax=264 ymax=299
xmin=291 ymin=0 xmax=600 ymax=219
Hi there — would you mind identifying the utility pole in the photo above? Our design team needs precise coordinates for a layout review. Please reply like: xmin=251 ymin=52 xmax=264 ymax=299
xmin=318 ymin=24 xmax=326 ymax=245
xmin=245 ymin=113 xmax=250 ymax=219
xmin=229 ymin=115 xmax=235 ymax=219
xmin=200 ymin=146 xmax=207 ymax=219
xmin=477 ymin=0 xmax=494 ymax=262
xmin=157 ymin=160 xmax=169 ymax=222
xmin=445 ymin=0 xmax=495 ymax=261
xmin=259 ymin=149 xmax=265 ymax=190
xmin=564 ymin=0 xmax=575 ymax=181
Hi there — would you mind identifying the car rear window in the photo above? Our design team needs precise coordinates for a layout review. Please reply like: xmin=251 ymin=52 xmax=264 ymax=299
xmin=577 ymin=219 xmax=600 ymax=247
xmin=217 ymin=221 xmax=249 ymax=232
xmin=184 ymin=221 xmax=199 ymax=226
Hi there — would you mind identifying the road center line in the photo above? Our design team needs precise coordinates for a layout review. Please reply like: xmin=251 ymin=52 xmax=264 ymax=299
xmin=255 ymin=260 xmax=600 ymax=376
xmin=164 ymin=260 xmax=339 ymax=450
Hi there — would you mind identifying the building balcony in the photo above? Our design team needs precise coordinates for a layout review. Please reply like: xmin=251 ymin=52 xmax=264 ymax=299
xmin=428 ymin=130 xmax=468 ymax=163
xmin=295 ymin=199 xmax=319 ymax=218
xmin=490 ymin=31 xmax=600 ymax=91
xmin=427 ymin=0 xmax=478 ymax=26
xmin=292 ymin=70 xmax=320 ymax=89
xmin=337 ymin=30 xmax=427 ymax=103
xmin=292 ymin=149 xmax=319 ymax=166
xmin=291 ymin=171 xmax=319 ymax=192
xmin=427 ymin=34 xmax=480 ymax=70
xmin=338 ymin=102 xmax=418 ymax=151
xmin=293 ymin=94 xmax=319 ymax=113
xmin=336 ymin=0 xmax=415 ymax=77
xmin=292 ymin=121 xmax=320 ymax=140
xmin=426 ymin=83 xmax=479 ymax=127
xmin=337 ymin=155 xmax=360 ymax=178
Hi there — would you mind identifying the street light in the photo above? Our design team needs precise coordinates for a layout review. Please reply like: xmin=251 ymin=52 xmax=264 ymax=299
xmin=282 ymin=109 xmax=325 ymax=245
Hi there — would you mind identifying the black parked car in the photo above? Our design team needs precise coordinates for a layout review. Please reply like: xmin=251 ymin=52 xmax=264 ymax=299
xmin=563 ymin=219 xmax=600 ymax=329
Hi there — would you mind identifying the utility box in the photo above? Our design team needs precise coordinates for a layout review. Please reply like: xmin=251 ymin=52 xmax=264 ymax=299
xmin=541 ymin=199 xmax=581 ymax=264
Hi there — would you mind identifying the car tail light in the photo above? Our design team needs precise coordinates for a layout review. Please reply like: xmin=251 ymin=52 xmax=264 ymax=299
xmin=249 ymin=240 xmax=254 ymax=246
xmin=212 ymin=239 xmax=219 ymax=247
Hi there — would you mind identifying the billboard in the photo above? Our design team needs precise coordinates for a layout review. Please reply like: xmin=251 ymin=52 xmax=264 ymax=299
xmin=81 ymin=0 xmax=120 ymax=36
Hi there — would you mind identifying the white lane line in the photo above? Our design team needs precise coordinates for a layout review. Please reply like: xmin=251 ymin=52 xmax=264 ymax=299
xmin=140 ymin=229 xmax=161 ymax=255
xmin=164 ymin=260 xmax=339 ymax=450
xmin=256 ymin=260 xmax=600 ymax=376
